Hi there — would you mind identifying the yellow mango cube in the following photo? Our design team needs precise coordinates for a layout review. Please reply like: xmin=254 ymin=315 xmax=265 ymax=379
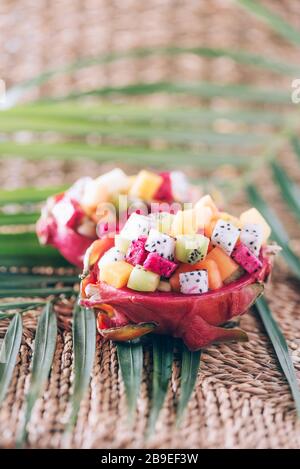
xmin=99 ymin=261 xmax=134 ymax=289
xmin=240 ymin=208 xmax=271 ymax=243
xmin=129 ymin=170 xmax=163 ymax=200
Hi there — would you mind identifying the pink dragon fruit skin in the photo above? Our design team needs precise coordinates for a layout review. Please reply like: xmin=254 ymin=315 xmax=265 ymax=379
xmin=126 ymin=236 xmax=148 ymax=266
xmin=232 ymin=242 xmax=262 ymax=274
xmin=143 ymin=252 xmax=177 ymax=278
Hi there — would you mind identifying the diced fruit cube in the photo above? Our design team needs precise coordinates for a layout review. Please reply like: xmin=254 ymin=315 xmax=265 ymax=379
xmin=83 ymin=238 xmax=114 ymax=274
xmin=81 ymin=180 xmax=109 ymax=212
xmin=175 ymin=234 xmax=209 ymax=264
xmin=126 ymin=237 xmax=148 ymax=266
xmin=120 ymin=213 xmax=151 ymax=241
xmin=232 ymin=243 xmax=262 ymax=274
xmin=99 ymin=261 xmax=133 ymax=288
xmin=170 ymin=171 xmax=191 ymax=202
xmin=150 ymin=212 xmax=175 ymax=235
xmin=211 ymin=219 xmax=240 ymax=256
xmin=95 ymin=168 xmax=129 ymax=196
xmin=98 ymin=247 xmax=126 ymax=268
xmin=145 ymin=229 xmax=175 ymax=260
xmin=240 ymin=224 xmax=263 ymax=257
xmin=179 ymin=270 xmax=208 ymax=295
xmin=129 ymin=170 xmax=163 ymax=200
xmin=195 ymin=194 xmax=219 ymax=216
xmin=239 ymin=208 xmax=271 ymax=244
xmin=143 ymin=252 xmax=177 ymax=278
xmin=204 ymin=218 xmax=217 ymax=239
xmin=127 ymin=265 xmax=160 ymax=292
xmin=194 ymin=259 xmax=223 ymax=290
xmin=154 ymin=172 xmax=173 ymax=202
xmin=206 ymin=247 xmax=241 ymax=283
xmin=171 ymin=209 xmax=197 ymax=235
xmin=114 ymin=235 xmax=132 ymax=253
xmin=169 ymin=263 xmax=197 ymax=291
xmin=170 ymin=258 xmax=222 ymax=291
xmin=158 ymin=280 xmax=171 ymax=292
xmin=194 ymin=205 xmax=213 ymax=231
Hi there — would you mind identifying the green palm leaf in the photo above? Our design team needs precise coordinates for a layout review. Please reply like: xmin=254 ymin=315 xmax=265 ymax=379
xmin=43 ymin=81 xmax=291 ymax=104
xmin=236 ymin=0 xmax=300 ymax=46
xmin=4 ymin=45 xmax=299 ymax=107
xmin=0 ymin=313 xmax=23 ymax=405
xmin=146 ymin=336 xmax=174 ymax=437
xmin=17 ymin=302 xmax=57 ymax=446
xmin=254 ymin=297 xmax=300 ymax=416
xmin=116 ymin=341 xmax=143 ymax=424
xmin=0 ymin=141 xmax=258 ymax=169
xmin=0 ymin=287 xmax=75 ymax=298
xmin=67 ymin=305 xmax=96 ymax=429
xmin=0 ymin=213 xmax=39 ymax=226
xmin=0 ymin=301 xmax=46 ymax=312
xmin=247 ymin=185 xmax=300 ymax=279
xmin=177 ymin=344 xmax=201 ymax=424
xmin=271 ymin=161 xmax=300 ymax=222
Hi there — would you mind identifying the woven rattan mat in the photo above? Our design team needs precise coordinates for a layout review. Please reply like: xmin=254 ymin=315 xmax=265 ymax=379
xmin=0 ymin=272 xmax=299 ymax=449
xmin=0 ymin=159 xmax=300 ymax=449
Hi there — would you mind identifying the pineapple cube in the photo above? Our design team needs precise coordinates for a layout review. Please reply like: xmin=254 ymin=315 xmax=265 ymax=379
xmin=99 ymin=261 xmax=133 ymax=289
xmin=195 ymin=194 xmax=219 ymax=216
xmin=129 ymin=170 xmax=163 ymax=200
xmin=171 ymin=210 xmax=197 ymax=236
xmin=239 ymin=208 xmax=271 ymax=243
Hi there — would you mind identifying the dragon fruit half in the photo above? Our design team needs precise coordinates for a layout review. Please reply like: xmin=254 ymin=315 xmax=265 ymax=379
xmin=80 ymin=238 xmax=273 ymax=351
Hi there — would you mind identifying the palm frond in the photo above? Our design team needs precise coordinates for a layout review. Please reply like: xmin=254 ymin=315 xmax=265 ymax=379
xmin=236 ymin=0 xmax=300 ymax=46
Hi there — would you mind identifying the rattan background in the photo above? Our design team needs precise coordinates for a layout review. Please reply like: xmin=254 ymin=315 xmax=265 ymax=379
xmin=0 ymin=0 xmax=300 ymax=450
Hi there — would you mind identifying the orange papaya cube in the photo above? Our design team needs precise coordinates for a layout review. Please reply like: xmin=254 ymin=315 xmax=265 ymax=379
xmin=193 ymin=259 xmax=223 ymax=290
xmin=99 ymin=261 xmax=134 ymax=289
xmin=204 ymin=218 xmax=218 ymax=238
xmin=170 ymin=263 xmax=195 ymax=291
xmin=205 ymin=247 xmax=240 ymax=282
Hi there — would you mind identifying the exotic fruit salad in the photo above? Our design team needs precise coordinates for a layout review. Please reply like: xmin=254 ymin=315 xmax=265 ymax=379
xmin=80 ymin=192 xmax=278 ymax=351
xmin=37 ymin=168 xmax=198 ymax=267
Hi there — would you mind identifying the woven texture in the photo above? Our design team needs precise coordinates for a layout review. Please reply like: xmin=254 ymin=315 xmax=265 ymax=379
xmin=0 ymin=274 xmax=300 ymax=449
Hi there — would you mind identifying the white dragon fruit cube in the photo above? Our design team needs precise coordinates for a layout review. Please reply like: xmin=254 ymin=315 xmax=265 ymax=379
xmin=98 ymin=247 xmax=125 ymax=268
xmin=179 ymin=270 xmax=208 ymax=295
xmin=240 ymin=224 xmax=263 ymax=257
xmin=145 ymin=229 xmax=175 ymax=260
xmin=120 ymin=213 xmax=151 ymax=241
xmin=211 ymin=219 xmax=240 ymax=256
